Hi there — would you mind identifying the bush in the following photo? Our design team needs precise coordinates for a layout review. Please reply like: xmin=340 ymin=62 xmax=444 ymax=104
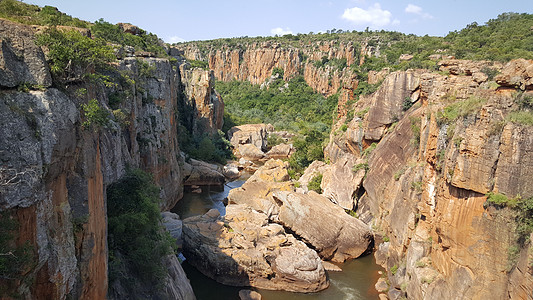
xmin=0 ymin=211 xmax=36 ymax=285
xmin=36 ymin=28 xmax=115 ymax=81
xmin=107 ymin=169 xmax=176 ymax=286
xmin=81 ymin=99 xmax=110 ymax=131
xmin=308 ymin=174 xmax=323 ymax=194
xmin=189 ymin=60 xmax=209 ymax=70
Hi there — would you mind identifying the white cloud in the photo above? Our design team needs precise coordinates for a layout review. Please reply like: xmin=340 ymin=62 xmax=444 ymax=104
xmin=271 ymin=27 xmax=293 ymax=36
xmin=167 ymin=36 xmax=186 ymax=43
xmin=405 ymin=4 xmax=433 ymax=19
xmin=405 ymin=4 xmax=422 ymax=14
xmin=342 ymin=3 xmax=392 ymax=27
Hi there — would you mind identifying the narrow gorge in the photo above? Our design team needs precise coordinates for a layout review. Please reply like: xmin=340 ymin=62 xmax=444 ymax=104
xmin=1 ymin=2 xmax=533 ymax=300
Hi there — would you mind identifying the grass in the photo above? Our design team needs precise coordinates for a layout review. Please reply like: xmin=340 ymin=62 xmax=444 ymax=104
xmin=437 ymin=96 xmax=487 ymax=125
xmin=390 ymin=264 xmax=398 ymax=275
xmin=308 ymin=174 xmax=323 ymax=194
xmin=507 ymin=111 xmax=533 ymax=126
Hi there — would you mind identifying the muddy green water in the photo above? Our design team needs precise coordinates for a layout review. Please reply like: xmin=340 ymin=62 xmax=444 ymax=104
xmin=171 ymin=181 xmax=384 ymax=300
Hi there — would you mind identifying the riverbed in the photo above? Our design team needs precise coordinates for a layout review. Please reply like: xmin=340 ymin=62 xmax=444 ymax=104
xmin=171 ymin=181 xmax=384 ymax=300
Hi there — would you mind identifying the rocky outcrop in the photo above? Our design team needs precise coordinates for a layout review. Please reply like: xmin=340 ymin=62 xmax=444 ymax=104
xmin=0 ymin=18 xmax=52 ymax=88
xmin=273 ymin=191 xmax=373 ymax=262
xmin=182 ymin=158 xmax=225 ymax=186
xmin=322 ymin=59 xmax=533 ymax=299
xmin=179 ymin=66 xmax=224 ymax=135
xmin=182 ymin=207 xmax=328 ymax=292
xmin=177 ymin=41 xmax=367 ymax=98
xmin=228 ymin=160 xmax=373 ymax=262
xmin=228 ymin=123 xmax=272 ymax=152
xmin=494 ymin=58 xmax=533 ymax=90
xmin=265 ymin=143 xmax=294 ymax=159
xmin=0 ymin=20 xmax=226 ymax=300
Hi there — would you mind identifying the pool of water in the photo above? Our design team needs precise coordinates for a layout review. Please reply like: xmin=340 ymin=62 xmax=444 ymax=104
xmin=183 ymin=254 xmax=383 ymax=300
xmin=172 ymin=178 xmax=384 ymax=300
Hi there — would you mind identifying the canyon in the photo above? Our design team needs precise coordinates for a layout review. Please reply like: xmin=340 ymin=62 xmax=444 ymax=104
xmin=1 ymin=7 xmax=533 ymax=300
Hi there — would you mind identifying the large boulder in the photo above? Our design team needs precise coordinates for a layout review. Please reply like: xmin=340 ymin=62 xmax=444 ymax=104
xmin=236 ymin=144 xmax=265 ymax=160
xmin=321 ymin=155 xmax=366 ymax=210
xmin=272 ymin=191 xmax=373 ymax=263
xmin=494 ymin=58 xmax=533 ymax=90
xmin=265 ymin=143 xmax=294 ymax=159
xmin=228 ymin=124 xmax=273 ymax=152
xmin=161 ymin=212 xmax=183 ymax=249
xmin=182 ymin=158 xmax=224 ymax=186
xmin=228 ymin=159 xmax=294 ymax=217
xmin=182 ymin=207 xmax=328 ymax=292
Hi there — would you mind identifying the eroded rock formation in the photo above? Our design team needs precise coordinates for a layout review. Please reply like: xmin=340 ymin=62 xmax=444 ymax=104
xmin=0 ymin=19 xmax=225 ymax=300
xmin=320 ymin=58 xmax=533 ymax=299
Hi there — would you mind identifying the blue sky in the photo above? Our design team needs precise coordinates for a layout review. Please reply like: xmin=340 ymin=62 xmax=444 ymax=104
xmin=27 ymin=0 xmax=532 ymax=43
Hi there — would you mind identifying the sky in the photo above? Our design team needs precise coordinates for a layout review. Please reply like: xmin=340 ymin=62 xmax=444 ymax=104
xmin=27 ymin=0 xmax=532 ymax=43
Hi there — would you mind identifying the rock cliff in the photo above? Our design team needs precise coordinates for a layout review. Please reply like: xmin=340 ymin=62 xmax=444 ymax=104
xmin=175 ymin=40 xmax=368 ymax=100
xmin=321 ymin=58 xmax=533 ymax=299
xmin=0 ymin=18 xmax=223 ymax=299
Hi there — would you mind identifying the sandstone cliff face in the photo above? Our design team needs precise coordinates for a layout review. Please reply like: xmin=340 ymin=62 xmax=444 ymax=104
xmin=0 ymin=20 xmax=222 ymax=300
xmin=176 ymin=41 xmax=366 ymax=99
xmin=321 ymin=59 xmax=533 ymax=299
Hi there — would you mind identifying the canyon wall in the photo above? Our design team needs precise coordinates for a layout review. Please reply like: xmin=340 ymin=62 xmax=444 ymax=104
xmin=0 ymin=18 xmax=222 ymax=299
xmin=322 ymin=59 xmax=533 ymax=299
xmin=175 ymin=41 xmax=366 ymax=114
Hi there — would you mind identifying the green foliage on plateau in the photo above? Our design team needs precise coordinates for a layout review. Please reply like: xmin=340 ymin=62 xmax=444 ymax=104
xmin=107 ymin=169 xmax=176 ymax=287
xmin=91 ymin=19 xmax=167 ymax=57
xmin=188 ymin=59 xmax=209 ymax=70
xmin=0 ymin=0 xmax=89 ymax=27
xmin=445 ymin=13 xmax=533 ymax=61
xmin=36 ymin=27 xmax=115 ymax=81
xmin=308 ymin=174 xmax=323 ymax=194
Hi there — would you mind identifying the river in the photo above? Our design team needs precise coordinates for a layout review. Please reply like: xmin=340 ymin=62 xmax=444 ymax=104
xmin=171 ymin=180 xmax=384 ymax=300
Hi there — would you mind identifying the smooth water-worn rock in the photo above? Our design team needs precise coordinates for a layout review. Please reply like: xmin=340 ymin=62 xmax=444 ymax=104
xmin=272 ymin=191 xmax=373 ymax=262
xmin=182 ymin=206 xmax=329 ymax=292
xmin=182 ymin=158 xmax=225 ymax=186
xmin=228 ymin=123 xmax=272 ymax=152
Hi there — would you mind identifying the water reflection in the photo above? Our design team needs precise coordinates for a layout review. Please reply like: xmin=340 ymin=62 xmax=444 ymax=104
xmin=171 ymin=180 xmax=246 ymax=218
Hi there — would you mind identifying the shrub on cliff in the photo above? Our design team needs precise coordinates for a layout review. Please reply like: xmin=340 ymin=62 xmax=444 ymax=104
xmin=36 ymin=27 xmax=115 ymax=82
xmin=107 ymin=169 xmax=176 ymax=287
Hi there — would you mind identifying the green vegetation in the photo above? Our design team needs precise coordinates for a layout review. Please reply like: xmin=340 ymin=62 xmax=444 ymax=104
xmin=81 ymin=99 xmax=110 ymax=131
xmin=216 ymin=77 xmax=336 ymax=175
xmin=362 ymin=142 xmax=377 ymax=158
xmin=267 ymin=133 xmax=284 ymax=149
xmin=345 ymin=210 xmax=358 ymax=218
xmin=0 ymin=0 xmax=89 ymax=27
xmin=352 ymin=163 xmax=369 ymax=173
xmin=107 ymin=169 xmax=176 ymax=287
xmin=178 ymin=128 xmax=233 ymax=164
xmin=383 ymin=236 xmax=390 ymax=242
xmin=91 ymin=19 xmax=167 ymax=57
xmin=308 ymin=174 xmax=323 ymax=194
xmin=507 ymin=111 xmax=533 ymax=126
xmin=485 ymin=193 xmax=533 ymax=245
xmin=36 ymin=28 xmax=115 ymax=81
xmin=437 ymin=96 xmax=487 ymax=125
xmin=390 ymin=264 xmax=399 ymax=275
xmin=188 ymin=59 xmax=209 ymax=70
xmin=0 ymin=212 xmax=35 ymax=285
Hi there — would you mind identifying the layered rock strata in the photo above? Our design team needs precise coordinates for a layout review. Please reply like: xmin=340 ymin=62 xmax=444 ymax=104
xmin=320 ymin=58 xmax=533 ymax=299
